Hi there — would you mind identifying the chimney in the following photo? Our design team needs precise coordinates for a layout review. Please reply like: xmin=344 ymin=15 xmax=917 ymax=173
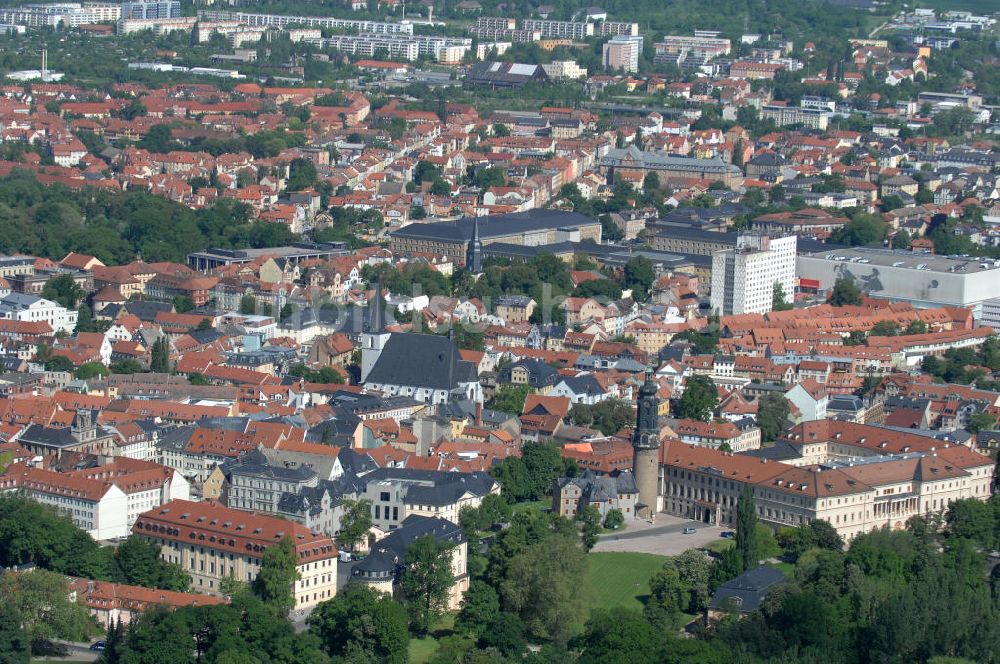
xmin=475 ymin=401 xmax=483 ymax=426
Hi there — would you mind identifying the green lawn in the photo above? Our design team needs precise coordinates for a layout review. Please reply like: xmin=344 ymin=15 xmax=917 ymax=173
xmin=585 ymin=552 xmax=667 ymax=613
xmin=705 ymin=538 xmax=734 ymax=554
xmin=511 ymin=498 xmax=550 ymax=515
xmin=407 ymin=613 xmax=458 ymax=664
xmin=408 ymin=636 xmax=440 ymax=664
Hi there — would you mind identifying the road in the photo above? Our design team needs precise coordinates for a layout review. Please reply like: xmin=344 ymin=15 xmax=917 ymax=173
xmin=32 ymin=640 xmax=100 ymax=663
xmin=594 ymin=514 xmax=727 ymax=556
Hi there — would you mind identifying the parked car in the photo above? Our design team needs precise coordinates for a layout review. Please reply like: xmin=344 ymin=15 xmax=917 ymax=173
xmin=721 ymin=531 xmax=735 ymax=539
xmin=339 ymin=551 xmax=352 ymax=563
xmin=90 ymin=641 xmax=107 ymax=652
xmin=683 ymin=527 xmax=697 ymax=534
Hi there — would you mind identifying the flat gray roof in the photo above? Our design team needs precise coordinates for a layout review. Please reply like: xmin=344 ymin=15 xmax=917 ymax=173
xmin=799 ymin=246 xmax=1000 ymax=276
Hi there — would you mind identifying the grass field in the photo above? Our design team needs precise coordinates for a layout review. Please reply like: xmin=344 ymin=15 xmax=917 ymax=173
xmin=511 ymin=498 xmax=550 ymax=515
xmin=585 ymin=551 xmax=668 ymax=613
xmin=407 ymin=613 xmax=460 ymax=664
xmin=914 ymin=0 xmax=998 ymax=11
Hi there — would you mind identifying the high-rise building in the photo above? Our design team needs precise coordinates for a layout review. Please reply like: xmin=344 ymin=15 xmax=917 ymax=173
xmin=121 ymin=0 xmax=180 ymax=19
xmin=603 ymin=35 xmax=642 ymax=72
xmin=710 ymin=234 xmax=797 ymax=316
xmin=631 ymin=368 xmax=661 ymax=521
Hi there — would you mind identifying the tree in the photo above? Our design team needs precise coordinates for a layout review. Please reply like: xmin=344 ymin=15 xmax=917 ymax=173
xmin=112 ymin=537 xmax=189 ymax=591
xmin=869 ymin=320 xmax=901 ymax=337
xmin=44 ymin=355 xmax=75 ymax=373
xmin=110 ymin=359 xmax=143 ymax=374
xmin=0 ymin=605 xmax=29 ymax=664
xmin=429 ymin=179 xmax=452 ymax=196
xmin=75 ymin=362 xmax=109 ymax=380
xmin=149 ymin=336 xmax=170 ymax=373
xmin=736 ymin=485 xmax=760 ymax=570
xmin=307 ymin=584 xmax=408 ymax=664
xmin=478 ymin=612 xmax=525 ymax=658
xmin=456 ymin=580 xmax=500 ymax=638
xmin=643 ymin=171 xmax=660 ymax=192
xmin=966 ymin=411 xmax=995 ymax=434
xmin=500 ymin=534 xmax=587 ymax=644
xmin=195 ymin=317 xmax=213 ymax=331
xmin=675 ymin=374 xmax=719 ymax=422
xmin=577 ymin=505 xmax=602 ymax=552
xmin=772 ymin=282 xmax=793 ymax=311
xmin=172 ymin=295 xmax=194 ymax=313
xmin=239 ymin=295 xmax=257 ymax=315
xmin=892 ymin=228 xmax=912 ymax=250
xmin=279 ymin=303 xmax=295 ymax=322
xmin=41 ymin=273 xmax=84 ymax=309
xmin=286 ymin=158 xmax=318 ymax=191
xmin=251 ymin=536 xmax=299 ymax=616
xmin=491 ymin=384 xmax=533 ymax=415
xmin=604 ymin=509 xmax=624 ymax=530
xmin=828 ymin=278 xmax=862 ymax=306
xmin=575 ymin=608 xmax=664 ymax=664
xmin=0 ymin=570 xmax=97 ymax=653
xmin=399 ymin=535 xmax=455 ymax=635
xmin=757 ymin=393 xmax=791 ymax=441
xmin=624 ymin=256 xmax=655 ymax=302
xmin=829 ymin=214 xmax=888 ymax=246
xmin=337 ymin=499 xmax=373 ymax=552
xmin=905 ymin=319 xmax=928 ymax=335
xmin=569 ymin=399 xmax=633 ymax=436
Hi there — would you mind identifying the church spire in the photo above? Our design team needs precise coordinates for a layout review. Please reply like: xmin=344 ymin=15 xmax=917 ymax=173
xmin=367 ymin=281 xmax=386 ymax=333
xmin=466 ymin=216 xmax=483 ymax=275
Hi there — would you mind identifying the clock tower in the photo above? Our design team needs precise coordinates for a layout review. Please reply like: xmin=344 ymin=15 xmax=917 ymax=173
xmin=632 ymin=368 xmax=661 ymax=520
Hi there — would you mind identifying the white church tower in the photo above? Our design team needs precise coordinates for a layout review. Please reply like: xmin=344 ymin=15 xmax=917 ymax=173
xmin=360 ymin=281 xmax=391 ymax=383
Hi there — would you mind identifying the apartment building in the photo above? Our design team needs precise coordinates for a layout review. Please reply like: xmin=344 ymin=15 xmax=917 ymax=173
xmin=69 ymin=578 xmax=226 ymax=628
xmin=599 ymin=21 xmax=639 ymax=36
xmin=761 ymin=103 xmax=831 ymax=130
xmin=121 ymin=0 xmax=179 ymax=19
xmin=200 ymin=10 xmax=412 ymax=34
xmin=710 ymin=234 xmax=797 ymax=316
xmin=654 ymin=35 xmax=731 ymax=60
xmin=522 ymin=19 xmax=593 ymax=39
xmin=134 ymin=499 xmax=338 ymax=608
xmin=603 ymin=35 xmax=642 ymax=73
xmin=669 ymin=418 xmax=761 ymax=452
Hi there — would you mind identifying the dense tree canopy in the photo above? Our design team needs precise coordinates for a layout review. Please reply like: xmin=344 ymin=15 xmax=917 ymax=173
xmin=0 ymin=171 xmax=297 ymax=264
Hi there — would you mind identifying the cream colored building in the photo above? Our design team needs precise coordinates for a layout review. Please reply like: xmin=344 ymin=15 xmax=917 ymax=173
xmin=133 ymin=499 xmax=338 ymax=609
xmin=659 ymin=421 xmax=994 ymax=542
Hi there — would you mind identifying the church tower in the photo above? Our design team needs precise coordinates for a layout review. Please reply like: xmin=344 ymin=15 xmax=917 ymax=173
xmin=360 ymin=282 xmax=391 ymax=383
xmin=466 ymin=216 xmax=483 ymax=275
xmin=632 ymin=368 xmax=662 ymax=521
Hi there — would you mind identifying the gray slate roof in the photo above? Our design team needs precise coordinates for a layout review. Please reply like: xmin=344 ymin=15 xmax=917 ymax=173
xmin=364 ymin=333 xmax=477 ymax=391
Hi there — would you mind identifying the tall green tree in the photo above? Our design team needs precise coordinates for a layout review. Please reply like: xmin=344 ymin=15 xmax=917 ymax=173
xmin=251 ymin=537 xmax=300 ymax=616
xmin=624 ymin=256 xmax=656 ymax=302
xmin=757 ymin=393 xmax=791 ymax=441
xmin=829 ymin=278 xmax=862 ymax=306
xmin=0 ymin=570 xmax=98 ymax=652
xmin=149 ymin=336 xmax=170 ymax=373
xmin=399 ymin=535 xmax=455 ymax=635
xmin=500 ymin=534 xmax=587 ymax=644
xmin=112 ymin=537 xmax=189 ymax=591
xmin=337 ymin=499 xmax=373 ymax=552
xmin=41 ymin=273 xmax=84 ymax=309
xmin=736 ymin=485 xmax=760 ymax=571
xmin=675 ymin=375 xmax=719 ymax=422
xmin=0 ymin=604 xmax=29 ymax=664
xmin=772 ymin=282 xmax=793 ymax=311
xmin=577 ymin=505 xmax=602 ymax=552
xmin=308 ymin=584 xmax=408 ymax=664
xmin=456 ymin=580 xmax=501 ymax=638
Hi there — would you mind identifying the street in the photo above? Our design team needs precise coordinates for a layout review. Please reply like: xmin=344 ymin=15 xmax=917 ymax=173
xmin=594 ymin=514 xmax=727 ymax=556
xmin=32 ymin=640 xmax=100 ymax=663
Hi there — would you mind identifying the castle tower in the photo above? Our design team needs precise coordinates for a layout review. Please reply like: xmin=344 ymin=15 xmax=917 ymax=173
xmin=360 ymin=282 xmax=391 ymax=383
xmin=466 ymin=216 xmax=483 ymax=276
xmin=632 ymin=368 xmax=662 ymax=521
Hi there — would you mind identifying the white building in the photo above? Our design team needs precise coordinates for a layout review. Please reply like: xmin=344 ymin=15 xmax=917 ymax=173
xmin=603 ymin=35 xmax=642 ymax=73
xmin=0 ymin=293 xmax=78 ymax=334
xmin=0 ymin=459 xmax=188 ymax=540
xmin=710 ymin=234 xmax=796 ymax=315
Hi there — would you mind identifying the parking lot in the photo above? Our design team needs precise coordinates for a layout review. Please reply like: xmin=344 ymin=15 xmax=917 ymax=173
xmin=593 ymin=514 xmax=728 ymax=556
